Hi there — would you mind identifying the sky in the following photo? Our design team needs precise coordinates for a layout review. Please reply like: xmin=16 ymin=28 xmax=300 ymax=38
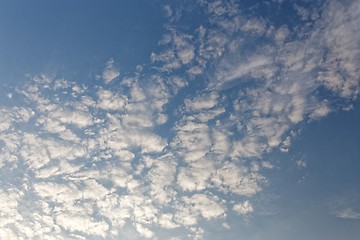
xmin=0 ymin=0 xmax=359 ymax=239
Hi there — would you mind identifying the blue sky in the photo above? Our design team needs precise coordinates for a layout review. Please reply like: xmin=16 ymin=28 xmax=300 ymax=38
xmin=0 ymin=0 xmax=359 ymax=239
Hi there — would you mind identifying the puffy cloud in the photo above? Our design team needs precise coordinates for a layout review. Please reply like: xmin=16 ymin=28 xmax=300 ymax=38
xmin=0 ymin=229 xmax=18 ymax=239
xmin=49 ymin=108 xmax=93 ymax=128
xmin=158 ymin=213 xmax=179 ymax=229
xmin=316 ymin=1 xmax=360 ymax=98
xmin=309 ymin=101 xmax=332 ymax=120
xmin=56 ymin=213 xmax=109 ymax=237
xmin=174 ymin=194 xmax=225 ymax=226
xmin=274 ymin=25 xmax=289 ymax=43
xmin=177 ymin=47 xmax=195 ymax=64
xmin=212 ymin=162 xmax=265 ymax=196
xmin=0 ymin=0 xmax=359 ymax=239
xmin=177 ymin=163 xmax=213 ymax=192
xmin=0 ymin=107 xmax=35 ymax=131
xmin=97 ymin=89 xmax=127 ymax=111
xmin=145 ymin=154 xmax=177 ymax=204
xmin=241 ymin=18 xmax=267 ymax=35
xmin=185 ymin=93 xmax=219 ymax=112
xmin=135 ymin=223 xmax=155 ymax=239
xmin=233 ymin=200 xmax=254 ymax=215
xmin=171 ymin=119 xmax=211 ymax=163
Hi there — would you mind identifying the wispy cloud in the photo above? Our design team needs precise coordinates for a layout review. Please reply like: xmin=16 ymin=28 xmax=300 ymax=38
xmin=329 ymin=195 xmax=360 ymax=220
xmin=334 ymin=208 xmax=360 ymax=220
xmin=102 ymin=58 xmax=120 ymax=84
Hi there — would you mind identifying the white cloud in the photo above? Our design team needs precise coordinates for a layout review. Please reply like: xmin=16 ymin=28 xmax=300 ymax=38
xmin=0 ymin=107 xmax=35 ymax=132
xmin=0 ymin=188 xmax=23 ymax=226
xmin=0 ymin=229 xmax=18 ymax=239
xmin=158 ymin=213 xmax=179 ymax=229
xmin=0 ymin=109 xmax=13 ymax=132
xmin=145 ymin=154 xmax=177 ymax=204
xmin=233 ymin=200 xmax=254 ymax=215
xmin=241 ymin=18 xmax=267 ymax=35
xmin=181 ymin=194 xmax=226 ymax=220
xmin=103 ymin=58 xmax=120 ymax=84
xmin=187 ymin=66 xmax=203 ymax=75
xmin=334 ymin=208 xmax=360 ymax=220
xmin=97 ymin=106 xmax=167 ymax=153
xmin=261 ymin=161 xmax=274 ymax=169
xmin=212 ymin=162 xmax=265 ymax=196
xmin=177 ymin=47 xmax=195 ymax=64
xmin=55 ymin=213 xmax=109 ymax=237
xmin=34 ymin=182 xmax=82 ymax=203
xmin=97 ymin=89 xmax=127 ymax=111
xmin=49 ymin=108 xmax=93 ymax=128
xmin=174 ymin=194 xmax=225 ymax=226
xmin=54 ymin=78 xmax=71 ymax=89
xmin=317 ymin=0 xmax=360 ymax=98
xmin=185 ymin=93 xmax=219 ymax=112
xmin=210 ymin=127 xmax=231 ymax=154
xmin=135 ymin=223 xmax=155 ymax=239
xmin=0 ymin=1 xmax=359 ymax=239
xmin=309 ymin=101 xmax=332 ymax=120
xmin=177 ymin=163 xmax=213 ymax=192
xmin=295 ymin=159 xmax=307 ymax=169
xmin=163 ymin=5 xmax=173 ymax=18
xmin=287 ymin=95 xmax=305 ymax=124
xmin=294 ymin=4 xmax=311 ymax=21
xmin=216 ymin=55 xmax=273 ymax=85
xmin=172 ymin=119 xmax=211 ymax=163
xmin=112 ymin=149 xmax=135 ymax=161
xmin=329 ymin=195 xmax=360 ymax=220
xmin=274 ymin=25 xmax=289 ymax=43
xmin=231 ymin=137 xmax=265 ymax=159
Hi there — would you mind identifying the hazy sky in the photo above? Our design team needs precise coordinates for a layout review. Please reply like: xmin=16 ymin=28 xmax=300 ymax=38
xmin=0 ymin=0 xmax=359 ymax=239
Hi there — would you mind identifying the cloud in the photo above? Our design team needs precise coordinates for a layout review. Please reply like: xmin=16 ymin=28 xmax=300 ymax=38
xmin=329 ymin=195 xmax=360 ymax=220
xmin=158 ymin=213 xmax=179 ymax=229
xmin=185 ymin=92 xmax=219 ymax=112
xmin=0 ymin=107 xmax=35 ymax=131
xmin=214 ymin=54 xmax=274 ymax=88
xmin=97 ymin=89 xmax=127 ymax=111
xmin=174 ymin=194 xmax=225 ymax=226
xmin=145 ymin=154 xmax=177 ymax=204
xmin=241 ymin=18 xmax=267 ymax=35
xmin=177 ymin=47 xmax=195 ymax=64
xmin=135 ymin=223 xmax=155 ymax=239
xmin=309 ymin=100 xmax=332 ymax=120
xmin=233 ymin=200 xmax=254 ymax=215
xmin=102 ymin=58 xmax=120 ymax=84
xmin=317 ymin=0 xmax=360 ymax=98
xmin=274 ymin=25 xmax=289 ymax=43
xmin=55 ymin=213 xmax=109 ymax=237
xmin=0 ymin=0 xmax=360 ymax=239
xmin=212 ymin=161 xmax=265 ymax=196
xmin=296 ymin=159 xmax=307 ymax=169
xmin=177 ymin=162 xmax=213 ymax=192
xmin=334 ymin=208 xmax=360 ymax=220
xmin=49 ymin=108 xmax=93 ymax=128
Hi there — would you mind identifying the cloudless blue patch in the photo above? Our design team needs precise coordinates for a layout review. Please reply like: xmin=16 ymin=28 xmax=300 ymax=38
xmin=0 ymin=0 xmax=164 ymax=83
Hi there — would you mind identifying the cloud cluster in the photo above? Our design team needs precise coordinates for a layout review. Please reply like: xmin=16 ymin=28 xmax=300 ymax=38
xmin=0 ymin=0 xmax=359 ymax=239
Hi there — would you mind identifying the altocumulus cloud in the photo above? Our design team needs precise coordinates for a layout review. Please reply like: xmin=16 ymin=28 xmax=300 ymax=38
xmin=0 ymin=0 xmax=359 ymax=239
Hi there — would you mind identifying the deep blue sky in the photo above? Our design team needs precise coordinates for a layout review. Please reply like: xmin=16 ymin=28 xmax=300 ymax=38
xmin=0 ymin=0 xmax=359 ymax=239
xmin=0 ymin=0 xmax=163 ymax=83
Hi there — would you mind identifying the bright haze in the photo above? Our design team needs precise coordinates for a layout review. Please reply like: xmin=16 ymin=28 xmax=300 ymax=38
xmin=0 ymin=0 xmax=359 ymax=239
